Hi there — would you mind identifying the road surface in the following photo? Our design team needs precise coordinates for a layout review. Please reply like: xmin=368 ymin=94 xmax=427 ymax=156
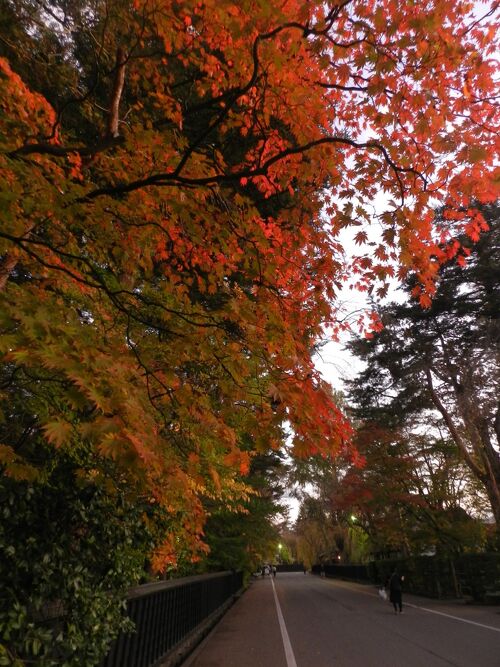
xmin=182 ymin=572 xmax=500 ymax=667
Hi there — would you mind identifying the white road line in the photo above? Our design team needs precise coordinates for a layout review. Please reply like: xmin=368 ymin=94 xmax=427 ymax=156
xmin=323 ymin=579 xmax=500 ymax=634
xmin=403 ymin=602 xmax=500 ymax=633
xmin=271 ymin=577 xmax=298 ymax=667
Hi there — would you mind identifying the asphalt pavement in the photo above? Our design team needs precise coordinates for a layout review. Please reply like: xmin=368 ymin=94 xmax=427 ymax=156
xmin=182 ymin=572 xmax=500 ymax=667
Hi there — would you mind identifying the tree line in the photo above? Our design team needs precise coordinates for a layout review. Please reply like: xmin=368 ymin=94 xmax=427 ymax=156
xmin=294 ymin=203 xmax=499 ymax=567
xmin=0 ymin=0 xmax=498 ymax=664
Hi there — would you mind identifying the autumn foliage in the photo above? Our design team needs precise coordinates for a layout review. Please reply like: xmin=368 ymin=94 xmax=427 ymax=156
xmin=0 ymin=0 xmax=499 ymax=568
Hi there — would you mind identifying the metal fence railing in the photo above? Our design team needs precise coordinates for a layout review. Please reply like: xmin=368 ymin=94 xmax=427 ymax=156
xmin=276 ymin=563 xmax=306 ymax=573
xmin=101 ymin=570 xmax=243 ymax=667
xmin=312 ymin=563 xmax=370 ymax=581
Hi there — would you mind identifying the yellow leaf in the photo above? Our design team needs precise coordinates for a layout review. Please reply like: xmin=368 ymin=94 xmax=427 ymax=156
xmin=43 ymin=421 xmax=72 ymax=447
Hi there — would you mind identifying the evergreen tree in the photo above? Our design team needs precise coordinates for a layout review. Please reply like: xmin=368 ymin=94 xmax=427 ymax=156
xmin=347 ymin=203 xmax=500 ymax=531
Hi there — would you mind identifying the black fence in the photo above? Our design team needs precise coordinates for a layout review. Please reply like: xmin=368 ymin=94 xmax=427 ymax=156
xmin=312 ymin=554 xmax=500 ymax=602
xmin=311 ymin=563 xmax=370 ymax=582
xmin=276 ymin=563 xmax=306 ymax=573
xmin=101 ymin=570 xmax=243 ymax=667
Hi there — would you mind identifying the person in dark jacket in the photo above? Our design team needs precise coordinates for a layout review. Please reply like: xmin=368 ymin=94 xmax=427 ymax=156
xmin=389 ymin=569 xmax=404 ymax=614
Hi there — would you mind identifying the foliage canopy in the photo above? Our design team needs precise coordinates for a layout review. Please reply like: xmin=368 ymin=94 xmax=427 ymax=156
xmin=0 ymin=1 xmax=499 ymax=650
xmin=1 ymin=0 xmax=498 ymax=555
xmin=1 ymin=0 xmax=498 ymax=662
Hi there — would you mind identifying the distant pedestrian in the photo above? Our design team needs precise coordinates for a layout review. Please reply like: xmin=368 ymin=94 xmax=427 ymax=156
xmin=389 ymin=568 xmax=404 ymax=614
xmin=272 ymin=565 xmax=276 ymax=578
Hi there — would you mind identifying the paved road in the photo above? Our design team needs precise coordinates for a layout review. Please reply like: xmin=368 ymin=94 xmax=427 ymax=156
xmin=183 ymin=573 xmax=500 ymax=667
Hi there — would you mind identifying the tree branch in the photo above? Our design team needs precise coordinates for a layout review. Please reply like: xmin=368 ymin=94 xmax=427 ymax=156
xmin=425 ymin=367 xmax=485 ymax=482
xmin=7 ymin=136 xmax=124 ymax=159
xmin=106 ymin=46 xmax=127 ymax=139
xmin=77 ymin=135 xmax=423 ymax=202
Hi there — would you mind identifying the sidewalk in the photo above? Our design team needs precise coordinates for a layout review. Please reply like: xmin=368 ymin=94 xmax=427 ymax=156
xmin=182 ymin=577 xmax=287 ymax=667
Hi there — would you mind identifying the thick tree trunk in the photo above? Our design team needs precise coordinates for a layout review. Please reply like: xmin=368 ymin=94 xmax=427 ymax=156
xmin=425 ymin=368 xmax=500 ymax=528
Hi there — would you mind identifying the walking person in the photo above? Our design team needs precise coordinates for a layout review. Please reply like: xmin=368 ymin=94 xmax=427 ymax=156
xmin=389 ymin=568 xmax=404 ymax=614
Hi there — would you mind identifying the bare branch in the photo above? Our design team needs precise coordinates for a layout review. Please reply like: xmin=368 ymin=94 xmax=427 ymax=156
xmin=106 ymin=47 xmax=127 ymax=138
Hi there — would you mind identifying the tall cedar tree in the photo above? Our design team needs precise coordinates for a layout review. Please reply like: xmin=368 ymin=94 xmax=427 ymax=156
xmin=0 ymin=1 xmax=499 ymax=567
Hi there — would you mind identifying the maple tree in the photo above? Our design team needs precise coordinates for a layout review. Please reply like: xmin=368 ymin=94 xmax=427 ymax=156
xmin=1 ymin=0 xmax=499 ymax=568
xmin=292 ymin=408 xmax=488 ymax=564
xmin=332 ymin=423 xmax=488 ymax=557
xmin=1 ymin=0 xmax=499 ymax=662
